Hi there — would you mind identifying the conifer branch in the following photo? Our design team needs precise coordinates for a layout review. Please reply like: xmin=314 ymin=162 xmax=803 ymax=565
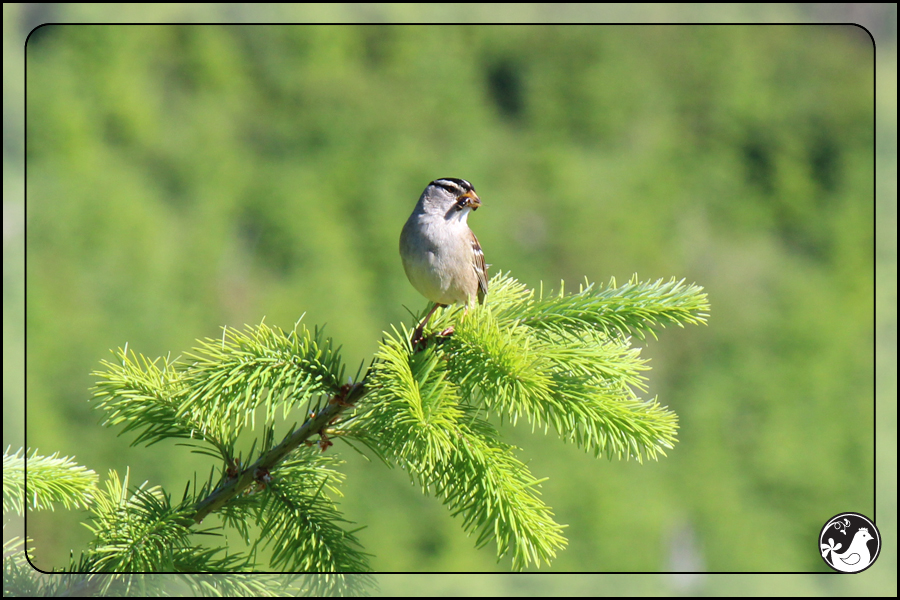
xmin=489 ymin=273 xmax=709 ymax=340
xmin=192 ymin=381 xmax=368 ymax=523
xmin=4 ymin=448 xmax=99 ymax=514
xmin=345 ymin=332 xmax=568 ymax=569
xmin=76 ymin=272 xmax=708 ymax=574
xmin=78 ymin=469 xmax=253 ymax=577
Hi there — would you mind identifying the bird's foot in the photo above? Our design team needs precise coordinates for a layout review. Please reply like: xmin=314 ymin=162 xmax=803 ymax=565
xmin=410 ymin=326 xmax=454 ymax=353
xmin=410 ymin=328 xmax=427 ymax=352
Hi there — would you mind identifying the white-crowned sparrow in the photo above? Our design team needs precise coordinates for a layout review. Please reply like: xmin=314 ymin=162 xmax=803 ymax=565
xmin=400 ymin=177 xmax=488 ymax=345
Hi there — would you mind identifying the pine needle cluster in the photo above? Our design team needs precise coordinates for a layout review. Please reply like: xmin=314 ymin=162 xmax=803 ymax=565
xmin=9 ymin=273 xmax=708 ymax=591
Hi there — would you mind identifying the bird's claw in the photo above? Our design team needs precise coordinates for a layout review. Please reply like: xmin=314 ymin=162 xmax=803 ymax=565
xmin=410 ymin=326 xmax=455 ymax=353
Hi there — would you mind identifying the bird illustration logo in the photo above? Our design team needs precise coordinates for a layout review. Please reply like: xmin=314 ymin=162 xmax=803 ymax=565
xmin=819 ymin=514 xmax=881 ymax=573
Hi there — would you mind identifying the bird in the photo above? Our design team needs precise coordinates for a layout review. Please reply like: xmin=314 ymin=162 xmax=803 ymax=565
xmin=823 ymin=527 xmax=875 ymax=572
xmin=399 ymin=177 xmax=488 ymax=347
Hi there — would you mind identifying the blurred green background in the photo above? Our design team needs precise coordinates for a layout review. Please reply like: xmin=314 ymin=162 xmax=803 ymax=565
xmin=5 ymin=3 xmax=895 ymax=596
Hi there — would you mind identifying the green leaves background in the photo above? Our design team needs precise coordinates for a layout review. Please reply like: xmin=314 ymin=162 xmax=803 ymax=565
xmin=11 ymin=11 xmax=881 ymax=582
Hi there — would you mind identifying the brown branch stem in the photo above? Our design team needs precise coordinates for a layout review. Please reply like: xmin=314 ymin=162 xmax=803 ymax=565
xmin=192 ymin=381 xmax=370 ymax=524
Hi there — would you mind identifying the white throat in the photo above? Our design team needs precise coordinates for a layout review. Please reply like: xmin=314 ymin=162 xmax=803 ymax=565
xmin=452 ymin=206 xmax=472 ymax=225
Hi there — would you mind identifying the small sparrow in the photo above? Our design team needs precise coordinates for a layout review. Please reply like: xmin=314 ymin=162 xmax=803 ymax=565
xmin=399 ymin=177 xmax=488 ymax=346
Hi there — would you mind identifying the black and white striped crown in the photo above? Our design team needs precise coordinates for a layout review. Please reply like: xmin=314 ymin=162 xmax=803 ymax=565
xmin=430 ymin=178 xmax=475 ymax=195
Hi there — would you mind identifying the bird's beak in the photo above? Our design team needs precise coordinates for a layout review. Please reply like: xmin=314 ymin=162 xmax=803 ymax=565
xmin=460 ymin=191 xmax=481 ymax=210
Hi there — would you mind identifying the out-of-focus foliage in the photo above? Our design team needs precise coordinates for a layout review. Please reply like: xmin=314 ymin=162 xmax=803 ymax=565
xmin=19 ymin=16 xmax=876 ymax=582
xmin=3 ymin=448 xmax=98 ymax=514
